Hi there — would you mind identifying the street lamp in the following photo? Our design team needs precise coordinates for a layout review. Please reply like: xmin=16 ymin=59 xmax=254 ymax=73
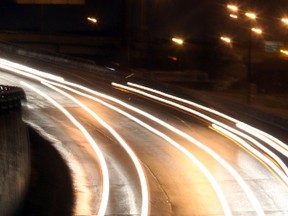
xmin=251 ymin=27 xmax=262 ymax=34
xmin=227 ymin=4 xmax=238 ymax=12
xmin=220 ymin=36 xmax=232 ymax=44
xmin=281 ymin=18 xmax=288 ymax=24
xmin=245 ymin=12 xmax=257 ymax=20
xmin=172 ymin=37 xmax=184 ymax=45
xmin=87 ymin=17 xmax=97 ymax=24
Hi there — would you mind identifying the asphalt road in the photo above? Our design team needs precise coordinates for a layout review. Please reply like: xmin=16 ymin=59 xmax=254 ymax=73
xmin=1 ymin=57 xmax=288 ymax=216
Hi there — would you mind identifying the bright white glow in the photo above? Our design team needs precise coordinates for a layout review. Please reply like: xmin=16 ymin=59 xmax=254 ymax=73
xmin=20 ymin=82 xmax=110 ymax=216
xmin=172 ymin=37 xmax=184 ymax=45
xmin=0 ymin=58 xmax=64 ymax=82
xmin=237 ymin=123 xmax=288 ymax=158
xmin=42 ymin=81 xmax=231 ymax=216
xmin=229 ymin=14 xmax=238 ymax=19
xmin=58 ymin=80 xmax=263 ymax=215
xmin=127 ymin=82 xmax=288 ymax=167
xmin=282 ymin=18 xmax=288 ymax=24
xmin=220 ymin=36 xmax=231 ymax=44
xmin=87 ymin=17 xmax=97 ymax=23
xmin=245 ymin=12 xmax=257 ymax=19
xmin=227 ymin=4 xmax=238 ymax=12
xmin=42 ymin=81 xmax=149 ymax=216
xmin=251 ymin=28 xmax=262 ymax=34
xmin=122 ymin=82 xmax=288 ymax=178
xmin=280 ymin=49 xmax=288 ymax=55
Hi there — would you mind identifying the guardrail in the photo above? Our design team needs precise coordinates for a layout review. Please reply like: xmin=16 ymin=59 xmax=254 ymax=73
xmin=0 ymin=85 xmax=26 ymax=112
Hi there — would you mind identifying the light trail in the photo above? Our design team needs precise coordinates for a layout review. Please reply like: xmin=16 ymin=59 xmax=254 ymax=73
xmin=126 ymin=82 xmax=288 ymax=160
xmin=47 ymin=81 xmax=265 ymax=216
xmin=0 ymin=58 xmax=64 ymax=82
xmin=115 ymin=83 xmax=288 ymax=179
xmin=41 ymin=81 xmax=149 ymax=216
xmin=20 ymin=81 xmax=110 ymax=216
xmin=0 ymin=58 xmax=271 ymax=214
xmin=0 ymin=59 xmax=149 ymax=214
xmin=43 ymin=81 xmax=232 ymax=216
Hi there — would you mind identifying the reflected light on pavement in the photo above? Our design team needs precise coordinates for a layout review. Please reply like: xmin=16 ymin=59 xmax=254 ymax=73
xmin=20 ymin=81 xmax=110 ymax=216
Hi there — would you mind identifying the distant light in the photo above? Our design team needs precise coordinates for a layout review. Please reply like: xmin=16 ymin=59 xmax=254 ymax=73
xmin=87 ymin=17 xmax=97 ymax=23
xmin=251 ymin=28 xmax=262 ymax=34
xmin=220 ymin=36 xmax=231 ymax=44
xmin=282 ymin=18 xmax=288 ymax=24
xmin=227 ymin=4 xmax=238 ymax=12
xmin=168 ymin=56 xmax=178 ymax=61
xmin=106 ymin=67 xmax=115 ymax=71
xmin=280 ymin=49 xmax=288 ymax=55
xmin=245 ymin=12 xmax=256 ymax=20
xmin=229 ymin=14 xmax=238 ymax=19
xmin=172 ymin=38 xmax=184 ymax=45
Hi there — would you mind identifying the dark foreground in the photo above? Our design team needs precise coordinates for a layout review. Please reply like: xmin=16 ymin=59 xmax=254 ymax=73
xmin=16 ymin=127 xmax=74 ymax=216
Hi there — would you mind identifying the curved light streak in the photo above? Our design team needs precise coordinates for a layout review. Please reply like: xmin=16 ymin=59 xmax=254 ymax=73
xmin=116 ymin=83 xmax=288 ymax=178
xmin=127 ymin=82 xmax=288 ymax=161
xmin=0 ymin=57 xmax=64 ymax=82
xmin=0 ymin=59 xmax=148 ymax=214
xmin=43 ymin=80 xmax=232 ymax=216
xmin=49 ymin=81 xmax=265 ymax=215
xmin=236 ymin=123 xmax=288 ymax=157
xmin=20 ymin=81 xmax=110 ymax=216
xmin=42 ymin=81 xmax=149 ymax=216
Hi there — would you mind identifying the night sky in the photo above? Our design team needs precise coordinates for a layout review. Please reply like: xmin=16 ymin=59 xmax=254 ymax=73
xmin=1 ymin=0 xmax=288 ymax=42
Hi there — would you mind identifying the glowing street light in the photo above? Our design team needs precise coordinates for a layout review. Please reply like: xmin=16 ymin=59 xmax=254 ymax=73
xmin=87 ymin=17 xmax=97 ymax=24
xmin=245 ymin=12 xmax=257 ymax=20
xmin=251 ymin=28 xmax=262 ymax=34
xmin=229 ymin=14 xmax=238 ymax=19
xmin=220 ymin=36 xmax=232 ymax=44
xmin=172 ymin=37 xmax=184 ymax=45
xmin=227 ymin=4 xmax=238 ymax=12
xmin=281 ymin=18 xmax=288 ymax=24
xmin=280 ymin=49 xmax=288 ymax=55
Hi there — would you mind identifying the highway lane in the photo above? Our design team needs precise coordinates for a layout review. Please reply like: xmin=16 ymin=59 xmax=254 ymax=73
xmin=1 ymin=57 xmax=288 ymax=215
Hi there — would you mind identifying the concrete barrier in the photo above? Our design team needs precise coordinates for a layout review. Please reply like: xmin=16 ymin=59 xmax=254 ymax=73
xmin=0 ymin=86 xmax=29 ymax=216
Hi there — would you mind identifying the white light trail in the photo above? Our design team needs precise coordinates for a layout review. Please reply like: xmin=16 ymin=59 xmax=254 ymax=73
xmin=0 ymin=58 xmax=64 ymax=82
xmin=43 ymin=81 xmax=232 ymax=216
xmin=20 ymin=81 xmax=110 ymax=216
xmin=0 ymin=59 xmax=148 ymax=215
xmin=42 ymin=81 xmax=149 ymax=216
xmin=49 ymin=81 xmax=264 ymax=215
xmin=126 ymin=82 xmax=288 ymax=164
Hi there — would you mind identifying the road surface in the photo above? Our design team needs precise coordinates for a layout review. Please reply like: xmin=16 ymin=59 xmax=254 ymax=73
xmin=1 ymin=56 xmax=288 ymax=216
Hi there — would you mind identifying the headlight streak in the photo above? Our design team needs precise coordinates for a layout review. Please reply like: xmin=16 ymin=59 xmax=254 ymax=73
xmin=41 ymin=80 xmax=232 ymax=216
xmin=41 ymin=81 xmax=149 ymax=216
xmin=20 ymin=81 xmax=110 ymax=216
xmin=127 ymin=82 xmax=288 ymax=160
xmin=0 ymin=58 xmax=271 ymax=215
xmin=212 ymin=124 xmax=288 ymax=184
xmin=236 ymin=123 xmax=288 ymax=157
xmin=113 ymin=83 xmax=288 ymax=179
xmin=0 ymin=59 xmax=149 ymax=215
xmin=45 ymin=81 xmax=266 ymax=216
xmin=0 ymin=57 xmax=64 ymax=82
